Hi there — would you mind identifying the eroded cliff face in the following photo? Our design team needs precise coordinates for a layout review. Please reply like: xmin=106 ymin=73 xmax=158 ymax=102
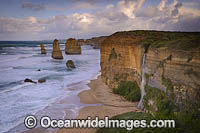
xmin=101 ymin=33 xmax=144 ymax=88
xmin=101 ymin=31 xmax=200 ymax=109
xmin=145 ymin=47 xmax=200 ymax=104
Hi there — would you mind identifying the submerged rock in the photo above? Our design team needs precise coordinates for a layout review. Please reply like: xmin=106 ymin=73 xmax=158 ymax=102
xmin=40 ymin=44 xmax=46 ymax=54
xmin=24 ymin=78 xmax=37 ymax=84
xmin=38 ymin=79 xmax=46 ymax=83
xmin=66 ymin=60 xmax=76 ymax=68
xmin=65 ymin=38 xmax=81 ymax=54
xmin=52 ymin=39 xmax=63 ymax=59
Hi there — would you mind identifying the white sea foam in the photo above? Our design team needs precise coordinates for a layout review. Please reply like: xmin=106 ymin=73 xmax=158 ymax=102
xmin=0 ymin=82 xmax=32 ymax=94
xmin=0 ymin=44 xmax=100 ymax=133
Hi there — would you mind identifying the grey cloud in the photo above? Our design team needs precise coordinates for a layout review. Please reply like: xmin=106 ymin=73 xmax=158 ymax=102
xmin=96 ymin=11 xmax=128 ymax=22
xmin=22 ymin=2 xmax=45 ymax=11
xmin=170 ymin=15 xmax=200 ymax=31
xmin=1 ymin=0 xmax=200 ymax=40
xmin=0 ymin=17 xmax=45 ymax=34
xmin=69 ymin=1 xmax=99 ymax=10
xmin=171 ymin=2 xmax=182 ymax=16
xmin=135 ymin=6 xmax=160 ymax=18
xmin=68 ymin=0 xmax=112 ymax=4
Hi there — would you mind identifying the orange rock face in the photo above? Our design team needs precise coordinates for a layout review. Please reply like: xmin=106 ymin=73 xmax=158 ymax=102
xmin=101 ymin=31 xmax=200 ymax=106
xmin=101 ymin=33 xmax=144 ymax=88
xmin=40 ymin=44 xmax=46 ymax=54
xmin=145 ymin=47 xmax=200 ymax=101
xmin=52 ymin=39 xmax=63 ymax=59
xmin=65 ymin=38 xmax=81 ymax=54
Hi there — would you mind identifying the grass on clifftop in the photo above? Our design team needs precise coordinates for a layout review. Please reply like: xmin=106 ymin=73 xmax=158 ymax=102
xmin=97 ymin=112 xmax=181 ymax=133
xmin=113 ymin=81 xmax=141 ymax=102
xmin=112 ymin=30 xmax=200 ymax=50
xmin=97 ymin=110 xmax=200 ymax=133
xmin=97 ymin=112 xmax=153 ymax=133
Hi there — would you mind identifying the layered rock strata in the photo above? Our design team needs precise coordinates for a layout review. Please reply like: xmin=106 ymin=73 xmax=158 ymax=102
xmin=65 ymin=38 xmax=81 ymax=54
xmin=101 ymin=31 xmax=200 ymax=108
xmin=52 ymin=39 xmax=63 ymax=59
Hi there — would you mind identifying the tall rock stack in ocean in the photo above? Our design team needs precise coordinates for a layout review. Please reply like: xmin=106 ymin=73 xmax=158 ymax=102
xmin=65 ymin=38 xmax=81 ymax=54
xmin=52 ymin=39 xmax=63 ymax=59
xmin=40 ymin=44 xmax=46 ymax=54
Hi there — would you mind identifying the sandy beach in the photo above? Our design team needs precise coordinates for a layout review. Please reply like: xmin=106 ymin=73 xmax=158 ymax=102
xmin=57 ymin=76 xmax=141 ymax=133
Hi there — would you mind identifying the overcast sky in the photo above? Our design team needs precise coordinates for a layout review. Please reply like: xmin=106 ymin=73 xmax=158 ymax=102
xmin=0 ymin=0 xmax=200 ymax=40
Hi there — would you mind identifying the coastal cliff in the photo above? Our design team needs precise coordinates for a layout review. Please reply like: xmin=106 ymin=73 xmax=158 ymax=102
xmin=101 ymin=30 xmax=200 ymax=110
xmin=145 ymin=47 xmax=200 ymax=104
xmin=101 ymin=33 xmax=144 ymax=88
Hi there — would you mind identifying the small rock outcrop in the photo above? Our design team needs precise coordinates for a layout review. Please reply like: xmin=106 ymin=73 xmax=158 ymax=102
xmin=66 ymin=60 xmax=76 ymax=68
xmin=38 ymin=79 xmax=46 ymax=83
xmin=85 ymin=36 xmax=107 ymax=49
xmin=65 ymin=38 xmax=81 ymax=54
xmin=40 ymin=44 xmax=46 ymax=54
xmin=77 ymin=39 xmax=85 ymax=46
xmin=24 ymin=78 xmax=37 ymax=84
xmin=52 ymin=39 xmax=63 ymax=59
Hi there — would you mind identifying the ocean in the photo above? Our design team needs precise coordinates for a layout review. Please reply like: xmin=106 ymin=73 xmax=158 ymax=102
xmin=0 ymin=41 xmax=100 ymax=133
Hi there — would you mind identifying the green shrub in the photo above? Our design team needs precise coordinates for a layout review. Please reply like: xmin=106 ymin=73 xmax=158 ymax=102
xmin=97 ymin=109 xmax=200 ymax=133
xmin=108 ymin=48 xmax=117 ymax=61
xmin=97 ymin=112 xmax=181 ymax=133
xmin=114 ymin=30 xmax=200 ymax=50
xmin=143 ymin=85 xmax=175 ymax=118
xmin=161 ymin=76 xmax=174 ymax=91
xmin=113 ymin=81 xmax=141 ymax=102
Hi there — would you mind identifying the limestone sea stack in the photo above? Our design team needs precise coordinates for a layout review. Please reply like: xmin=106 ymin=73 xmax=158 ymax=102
xmin=40 ymin=44 xmax=46 ymax=54
xmin=65 ymin=38 xmax=81 ymax=54
xmin=52 ymin=39 xmax=63 ymax=59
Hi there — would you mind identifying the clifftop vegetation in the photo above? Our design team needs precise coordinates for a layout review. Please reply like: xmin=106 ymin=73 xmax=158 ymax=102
xmin=106 ymin=30 xmax=200 ymax=50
